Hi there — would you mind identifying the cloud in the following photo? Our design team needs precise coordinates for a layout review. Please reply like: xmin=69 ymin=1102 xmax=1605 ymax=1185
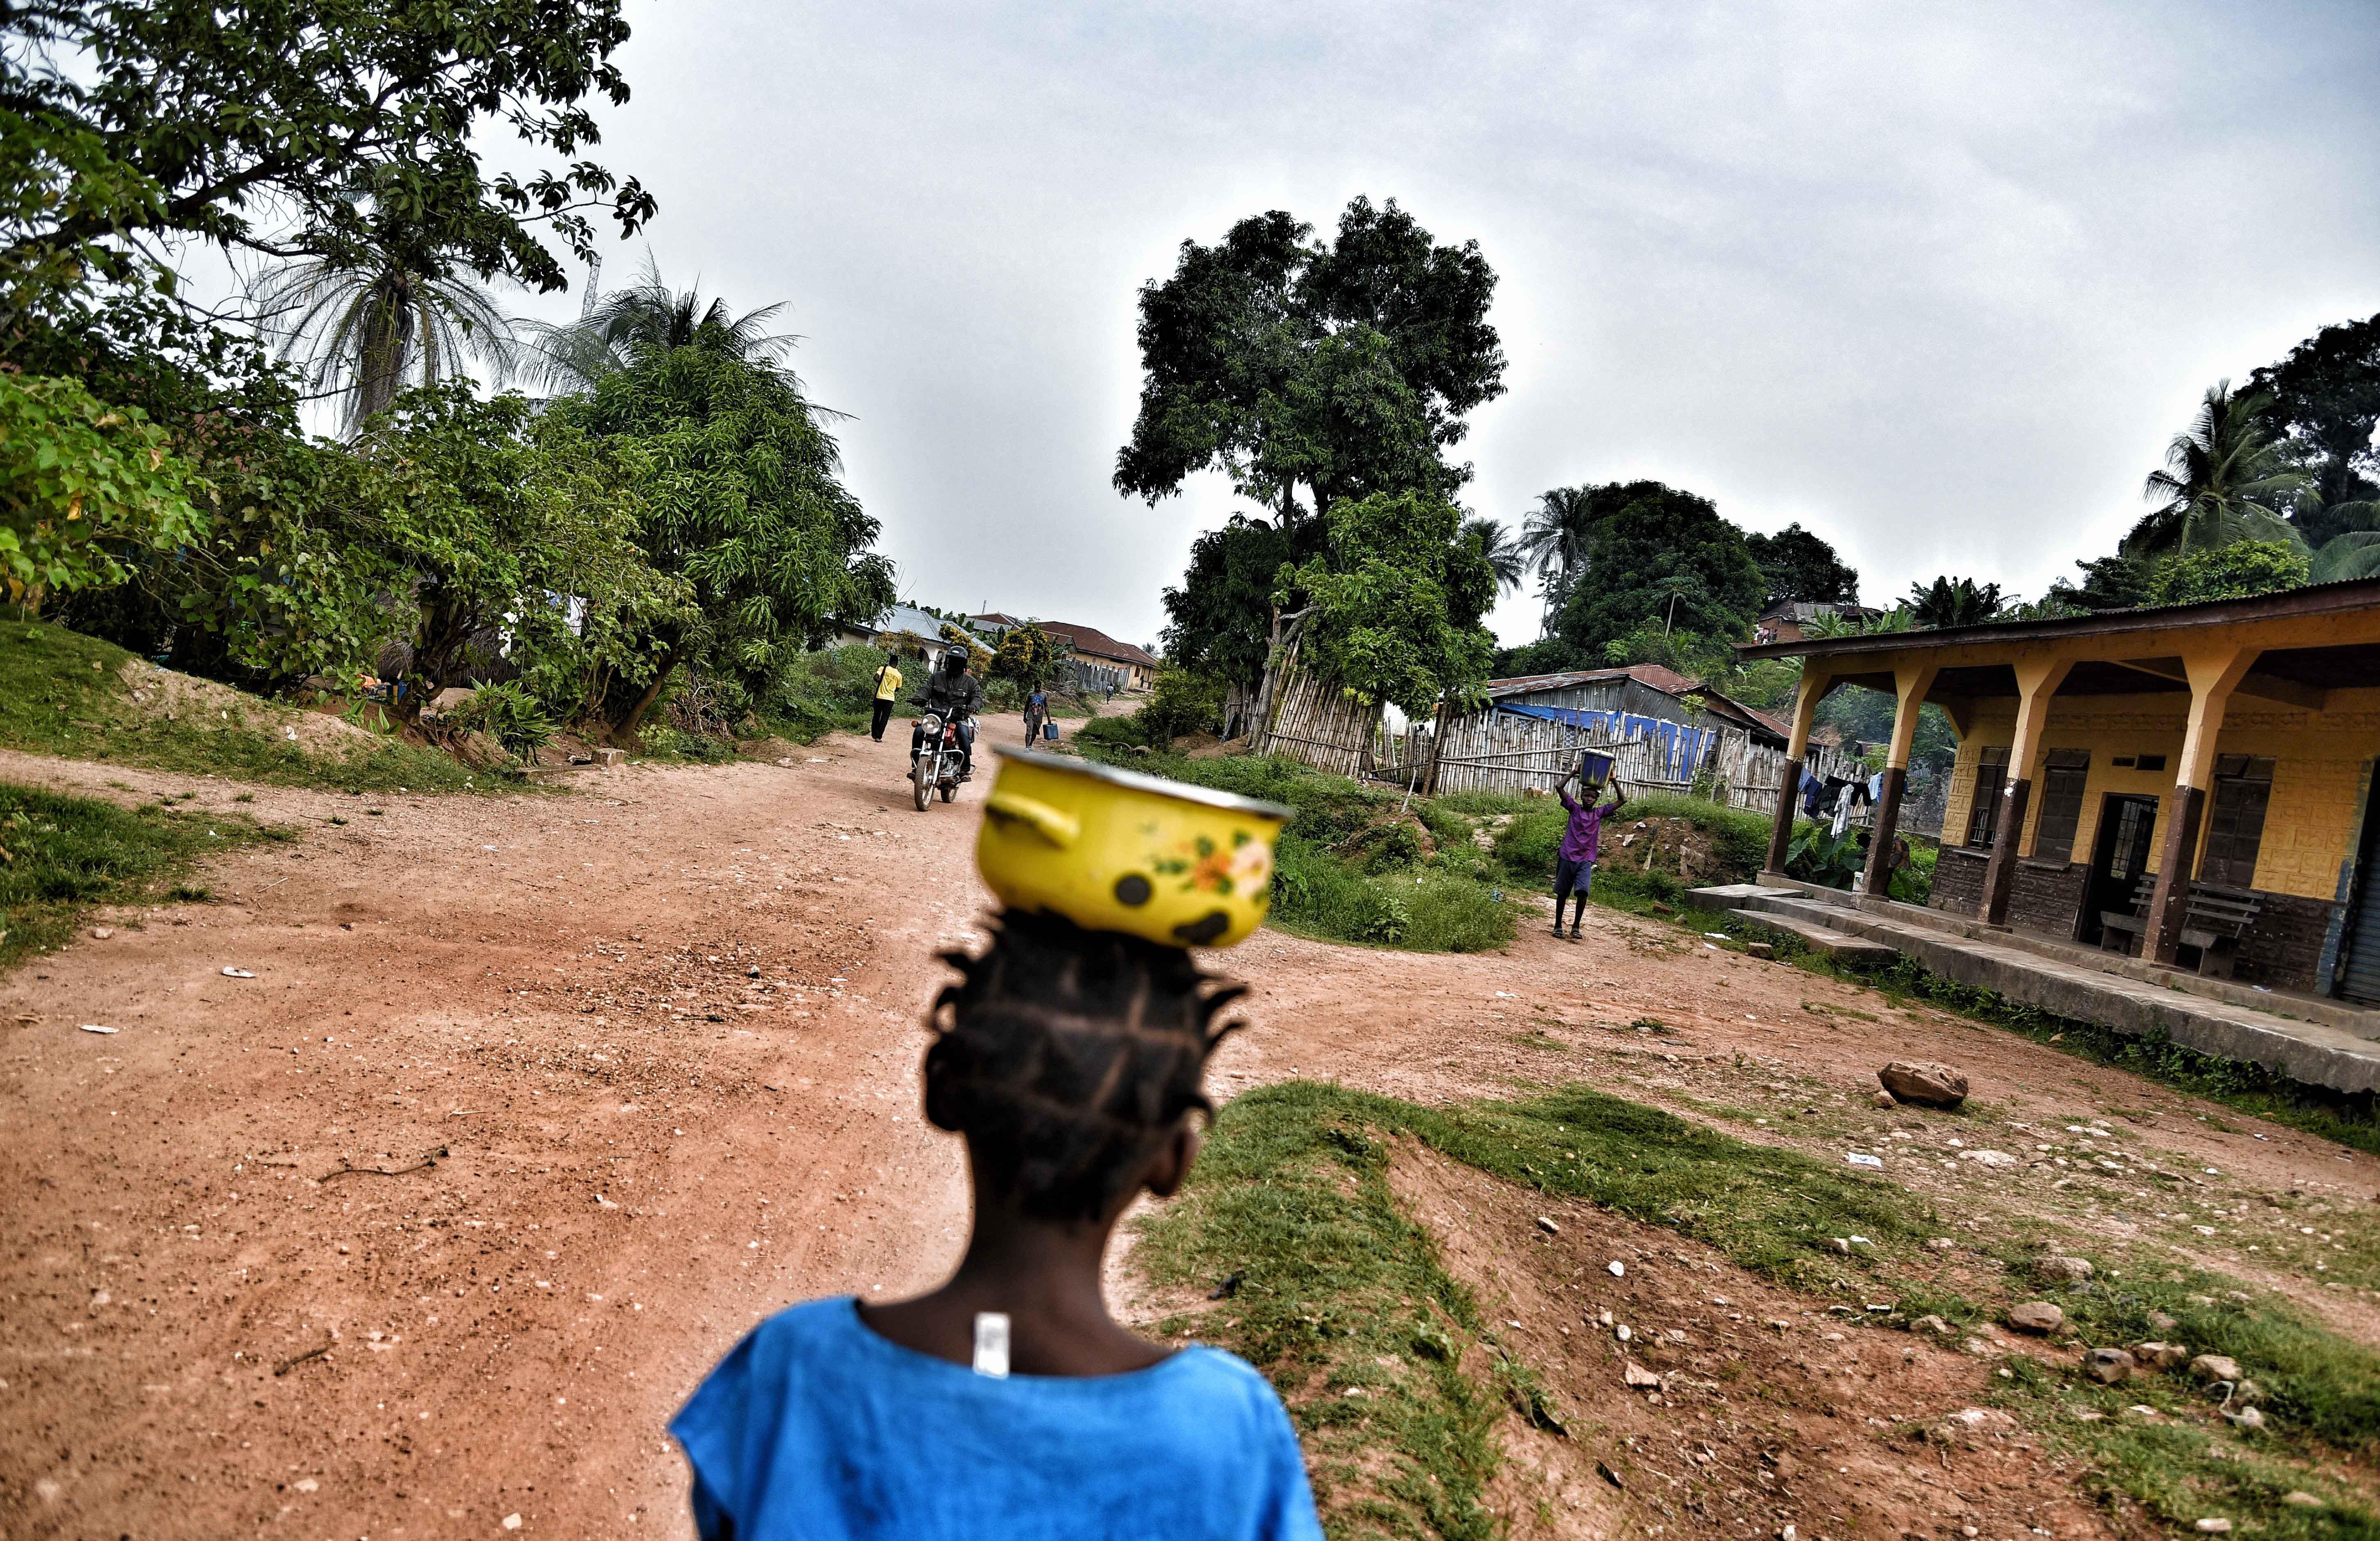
xmin=511 ymin=0 xmax=2380 ymax=645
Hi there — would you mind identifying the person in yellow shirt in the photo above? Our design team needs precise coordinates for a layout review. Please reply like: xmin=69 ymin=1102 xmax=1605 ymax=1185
xmin=870 ymin=653 xmax=904 ymax=741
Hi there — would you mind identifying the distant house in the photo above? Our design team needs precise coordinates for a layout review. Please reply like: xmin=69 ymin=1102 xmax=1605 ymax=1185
xmin=1484 ymin=664 xmax=1790 ymax=751
xmin=1751 ymin=601 xmax=1884 ymax=645
xmin=970 ymin=615 xmax=1160 ymax=692
xmin=833 ymin=603 xmax=975 ymax=657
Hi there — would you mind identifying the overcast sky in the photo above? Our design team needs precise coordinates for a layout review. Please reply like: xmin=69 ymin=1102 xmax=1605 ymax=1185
xmin=506 ymin=0 xmax=2380 ymax=650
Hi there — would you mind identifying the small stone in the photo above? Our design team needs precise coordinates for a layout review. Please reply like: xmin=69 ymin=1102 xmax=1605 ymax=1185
xmin=1622 ymin=1360 xmax=1663 ymax=1390
xmin=503 ymin=1517 xmax=523 ymax=1532
xmin=2281 ymin=1492 xmax=2323 ymax=1508
xmin=1870 ymin=1089 xmax=1897 ymax=1108
xmin=1957 ymin=1148 xmax=2018 ymax=1166
xmin=1746 ymin=942 xmax=1774 ymax=959
xmin=2147 ymin=1310 xmax=2180 ymax=1332
xmin=2224 ymin=1406 xmax=2265 ymax=1431
xmin=1912 ymin=1314 xmax=1952 ymax=1335
xmin=1607 ymin=1260 xmax=1626 ymax=1277
xmin=2007 ymin=1301 xmax=2064 ymax=1335
xmin=1878 ymin=1060 xmax=1968 ymax=1108
xmin=1616 ymin=1324 xmax=1631 ymax=1342
xmin=1535 ymin=1216 xmax=1560 ymax=1236
xmin=1596 ymin=1309 xmax=1614 ymax=1327
xmin=2189 ymin=1353 xmax=2242 ymax=1383
xmin=2131 ymin=1340 xmax=2190 ymax=1371
xmin=293 ymin=1478 xmax=318 ymax=1493
xmin=2194 ymin=1518 xmax=2232 ymax=1533
xmin=2035 ymin=1254 xmax=2095 ymax=1284
xmin=2083 ymin=1347 xmax=2134 ymax=1385
xmin=1926 ymin=1237 xmax=1956 ymax=1252
xmin=89 ymin=926 xmax=114 ymax=940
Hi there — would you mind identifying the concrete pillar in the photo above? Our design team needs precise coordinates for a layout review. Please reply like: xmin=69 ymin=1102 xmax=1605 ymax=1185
xmin=2142 ymin=644 xmax=2260 ymax=964
xmin=1978 ymin=655 xmax=2074 ymax=925
xmin=1861 ymin=665 xmax=1939 ymax=899
xmin=1764 ymin=669 xmax=1829 ymax=878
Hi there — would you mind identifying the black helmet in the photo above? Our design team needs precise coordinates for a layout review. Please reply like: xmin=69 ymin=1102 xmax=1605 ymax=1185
xmin=941 ymin=645 xmax=968 ymax=671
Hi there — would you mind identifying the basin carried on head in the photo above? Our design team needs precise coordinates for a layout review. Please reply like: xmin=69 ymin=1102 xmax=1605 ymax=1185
xmin=975 ymin=746 xmax=1293 ymax=949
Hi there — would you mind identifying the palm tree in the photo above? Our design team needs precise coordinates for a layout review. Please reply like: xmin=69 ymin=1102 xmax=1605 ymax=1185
xmin=2125 ymin=382 xmax=2312 ymax=559
xmin=1904 ymin=576 xmax=2003 ymax=629
xmin=518 ymin=253 xmax=805 ymax=393
xmin=1461 ymin=516 xmax=1524 ymax=592
xmin=249 ymin=253 xmax=518 ymax=435
xmin=1516 ymin=486 xmax=1601 ymax=627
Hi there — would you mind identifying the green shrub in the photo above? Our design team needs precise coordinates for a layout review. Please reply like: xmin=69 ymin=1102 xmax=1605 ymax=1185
xmin=764 ymin=644 xmax=904 ymax=742
xmin=1491 ymin=801 xmax=1568 ymax=880
xmin=1072 ymin=713 xmax=1152 ymax=753
xmin=1611 ymin=791 xmax=1771 ymax=876
xmin=452 ymin=681 xmax=555 ymax=760
xmin=1140 ymin=666 xmax=1227 ymax=741
xmin=2147 ymin=540 xmax=2310 ymax=607
xmin=639 ymin=724 xmax=735 ymax=763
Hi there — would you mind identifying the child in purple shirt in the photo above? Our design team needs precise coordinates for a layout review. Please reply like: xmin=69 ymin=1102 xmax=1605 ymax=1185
xmin=1552 ymin=767 xmax=1624 ymax=940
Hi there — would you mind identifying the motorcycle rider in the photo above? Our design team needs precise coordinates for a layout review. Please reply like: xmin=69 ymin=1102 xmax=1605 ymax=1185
xmin=912 ymin=645 xmax=983 ymax=782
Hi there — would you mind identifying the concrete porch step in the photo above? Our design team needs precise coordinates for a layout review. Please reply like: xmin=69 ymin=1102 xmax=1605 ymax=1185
xmin=1726 ymin=906 xmax=1899 ymax=966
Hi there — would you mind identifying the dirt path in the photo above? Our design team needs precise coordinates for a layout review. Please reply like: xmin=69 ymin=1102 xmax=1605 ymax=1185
xmin=1 ymin=719 xmax=2371 ymax=1539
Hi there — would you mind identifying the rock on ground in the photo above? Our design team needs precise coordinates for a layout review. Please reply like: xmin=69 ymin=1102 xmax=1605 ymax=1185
xmin=2007 ymin=1301 xmax=2064 ymax=1334
xmin=1878 ymin=1060 xmax=1968 ymax=1108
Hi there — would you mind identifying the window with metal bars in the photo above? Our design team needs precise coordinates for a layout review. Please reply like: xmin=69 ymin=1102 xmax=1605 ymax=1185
xmin=1965 ymin=746 xmax=2009 ymax=849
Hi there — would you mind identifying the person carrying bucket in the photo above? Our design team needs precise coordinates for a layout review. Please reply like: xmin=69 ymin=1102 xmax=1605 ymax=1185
xmin=1552 ymin=750 xmax=1625 ymax=942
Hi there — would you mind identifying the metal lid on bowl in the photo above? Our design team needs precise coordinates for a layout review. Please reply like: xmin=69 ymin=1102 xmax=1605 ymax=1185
xmin=990 ymin=745 xmax=1295 ymax=822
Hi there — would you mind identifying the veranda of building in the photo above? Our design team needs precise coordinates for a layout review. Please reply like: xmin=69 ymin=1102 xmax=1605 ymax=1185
xmin=1735 ymin=580 xmax=2380 ymax=1006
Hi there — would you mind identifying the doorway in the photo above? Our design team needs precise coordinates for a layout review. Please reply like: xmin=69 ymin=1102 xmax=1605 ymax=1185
xmin=2081 ymin=793 xmax=2160 ymax=947
xmin=2340 ymin=771 xmax=2380 ymax=1005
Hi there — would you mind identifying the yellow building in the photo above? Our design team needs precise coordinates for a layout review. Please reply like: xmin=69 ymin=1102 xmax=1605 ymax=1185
xmin=1738 ymin=580 xmax=2380 ymax=1003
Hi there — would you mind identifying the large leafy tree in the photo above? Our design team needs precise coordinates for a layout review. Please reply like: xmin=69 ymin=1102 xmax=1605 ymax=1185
xmin=1158 ymin=514 xmax=1306 ymax=690
xmin=0 ymin=0 xmax=654 ymax=332
xmin=1547 ymin=482 xmax=1763 ymax=658
xmin=1744 ymin=522 xmax=1859 ymax=607
xmin=1283 ymin=491 xmax=1498 ymax=714
xmin=552 ymin=346 xmax=895 ymax=737
xmin=2124 ymin=382 xmax=2310 ymax=559
xmin=0 ymin=371 xmax=208 ymax=606
xmin=1114 ymin=197 xmax=1504 ymax=522
xmin=2247 ymin=313 xmax=2380 ymax=547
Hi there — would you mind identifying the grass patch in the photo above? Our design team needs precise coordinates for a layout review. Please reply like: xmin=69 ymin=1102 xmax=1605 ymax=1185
xmin=0 ymin=780 xmax=271 ymax=971
xmin=1149 ymin=1080 xmax=2380 ymax=1538
xmin=0 ymin=620 xmax=487 ymax=794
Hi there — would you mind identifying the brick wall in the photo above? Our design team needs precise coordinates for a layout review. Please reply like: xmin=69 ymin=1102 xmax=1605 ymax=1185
xmin=1931 ymin=845 xmax=1986 ymax=915
xmin=2009 ymin=859 xmax=2088 ymax=939
xmin=2232 ymin=890 xmax=2337 ymax=992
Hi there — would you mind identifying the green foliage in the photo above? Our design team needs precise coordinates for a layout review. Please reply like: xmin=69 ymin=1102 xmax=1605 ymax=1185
xmin=989 ymin=622 xmax=1067 ymax=693
xmin=0 ymin=0 xmax=652 ymax=315
xmin=1786 ymin=822 xmax=1865 ymax=889
xmin=552 ymin=346 xmax=895 ymax=733
xmin=1904 ymin=574 xmax=2004 ymax=628
xmin=1745 ymin=521 xmax=1860 ymax=606
xmin=0 ymin=373 xmax=209 ymax=605
xmin=2127 ymin=382 xmax=2311 ymax=559
xmin=451 ymin=682 xmax=555 ymax=760
xmin=1286 ymin=489 xmax=1497 ymax=714
xmin=763 ymin=644 xmax=910 ymax=743
xmin=0 ymin=779 xmax=269 ymax=971
xmin=2046 ymin=552 xmax=2160 ymax=613
xmin=0 ymin=617 xmax=485 ymax=792
xmin=1549 ymin=481 xmax=1764 ymax=658
xmin=2247 ymin=311 xmax=2380 ymax=544
xmin=1114 ymin=197 xmax=1505 ymax=522
xmin=1160 ymin=514 xmax=1306 ymax=690
xmin=1138 ymin=667 xmax=1226 ymax=741
xmin=2145 ymin=540 xmax=2311 ymax=606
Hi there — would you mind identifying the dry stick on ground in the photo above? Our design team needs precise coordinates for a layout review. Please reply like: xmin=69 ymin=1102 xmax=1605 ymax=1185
xmin=274 ymin=1341 xmax=332 ymax=1377
xmin=316 ymin=1145 xmax=449 ymax=1184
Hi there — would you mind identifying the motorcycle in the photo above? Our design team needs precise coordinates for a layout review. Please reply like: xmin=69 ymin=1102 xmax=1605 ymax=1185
xmin=911 ymin=710 xmax=966 ymax=810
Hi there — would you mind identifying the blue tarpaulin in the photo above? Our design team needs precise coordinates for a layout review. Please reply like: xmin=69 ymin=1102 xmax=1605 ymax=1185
xmin=1494 ymin=704 xmax=1715 ymax=781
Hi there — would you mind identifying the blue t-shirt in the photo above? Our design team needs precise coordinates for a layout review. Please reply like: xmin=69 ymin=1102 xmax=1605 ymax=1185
xmin=671 ymin=1297 xmax=1323 ymax=1541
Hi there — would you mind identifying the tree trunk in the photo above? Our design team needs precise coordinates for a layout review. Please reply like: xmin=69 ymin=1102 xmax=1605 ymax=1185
xmin=611 ymin=647 xmax=684 ymax=743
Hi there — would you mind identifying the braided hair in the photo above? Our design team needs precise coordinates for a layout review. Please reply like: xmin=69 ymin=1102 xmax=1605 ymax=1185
xmin=924 ymin=909 xmax=1247 ymax=1224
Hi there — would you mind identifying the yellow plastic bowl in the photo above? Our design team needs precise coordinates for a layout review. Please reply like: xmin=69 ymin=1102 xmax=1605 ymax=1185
xmin=975 ymin=746 xmax=1294 ymax=948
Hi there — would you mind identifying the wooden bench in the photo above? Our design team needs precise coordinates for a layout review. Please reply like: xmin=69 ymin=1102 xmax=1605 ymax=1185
xmin=2098 ymin=874 xmax=2157 ymax=955
xmin=2099 ymin=877 xmax=2262 ymax=978
xmin=2178 ymin=884 xmax=2262 ymax=980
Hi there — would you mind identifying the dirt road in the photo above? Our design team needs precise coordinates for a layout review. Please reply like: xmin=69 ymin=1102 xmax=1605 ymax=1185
xmin=2 ymin=714 xmax=2370 ymax=1539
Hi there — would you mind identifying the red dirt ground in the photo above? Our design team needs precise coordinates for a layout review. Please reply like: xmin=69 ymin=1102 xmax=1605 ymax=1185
xmin=1 ymin=717 xmax=2371 ymax=1539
